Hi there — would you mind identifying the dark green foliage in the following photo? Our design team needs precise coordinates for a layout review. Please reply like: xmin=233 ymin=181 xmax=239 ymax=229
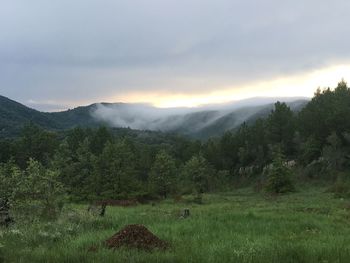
xmin=149 ymin=150 xmax=177 ymax=198
xmin=93 ymin=139 xmax=139 ymax=199
xmin=16 ymin=123 xmax=59 ymax=167
xmin=46 ymin=126 xmax=205 ymax=200
xmin=0 ymin=95 xmax=103 ymax=138
xmin=0 ymin=95 xmax=59 ymax=138
xmin=182 ymin=155 xmax=213 ymax=194
xmin=0 ymin=94 xmax=308 ymax=140
xmin=0 ymin=159 xmax=65 ymax=220
xmin=89 ymin=126 xmax=113 ymax=155
xmin=267 ymin=102 xmax=296 ymax=155
xmin=65 ymin=127 xmax=88 ymax=154
xmin=51 ymin=140 xmax=76 ymax=191
xmin=71 ymin=138 xmax=95 ymax=199
xmin=1 ymin=80 xmax=350 ymax=202
xmin=0 ymin=139 xmax=14 ymax=164
xmin=265 ymin=149 xmax=295 ymax=194
xmin=300 ymin=136 xmax=322 ymax=165
xmin=299 ymin=80 xmax=350 ymax=158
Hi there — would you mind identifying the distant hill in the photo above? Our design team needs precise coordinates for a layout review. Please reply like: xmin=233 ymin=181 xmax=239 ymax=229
xmin=90 ymin=98 xmax=308 ymax=138
xmin=0 ymin=95 xmax=57 ymax=137
xmin=0 ymin=95 xmax=103 ymax=137
xmin=0 ymin=95 xmax=308 ymax=139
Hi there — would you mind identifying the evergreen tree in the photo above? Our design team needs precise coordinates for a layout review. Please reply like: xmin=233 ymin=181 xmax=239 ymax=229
xmin=149 ymin=150 xmax=177 ymax=198
xmin=89 ymin=126 xmax=113 ymax=155
xmin=265 ymin=148 xmax=295 ymax=194
xmin=16 ymin=123 xmax=58 ymax=167
xmin=66 ymin=127 xmax=87 ymax=155
xmin=299 ymin=80 xmax=350 ymax=157
xmin=94 ymin=140 xmax=138 ymax=199
xmin=300 ymin=136 xmax=322 ymax=165
xmin=0 ymin=140 xmax=14 ymax=164
xmin=267 ymin=102 xmax=296 ymax=155
xmin=72 ymin=138 xmax=95 ymax=199
xmin=182 ymin=155 xmax=213 ymax=194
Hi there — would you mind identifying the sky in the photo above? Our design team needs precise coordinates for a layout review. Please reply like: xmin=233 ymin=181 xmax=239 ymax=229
xmin=1 ymin=0 xmax=350 ymax=111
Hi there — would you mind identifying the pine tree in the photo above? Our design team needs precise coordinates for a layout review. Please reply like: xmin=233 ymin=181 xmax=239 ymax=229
xmin=94 ymin=140 xmax=138 ymax=199
xmin=149 ymin=150 xmax=177 ymax=198
xmin=265 ymin=148 xmax=295 ymax=194
xmin=182 ymin=155 xmax=212 ymax=194
xmin=267 ymin=102 xmax=295 ymax=155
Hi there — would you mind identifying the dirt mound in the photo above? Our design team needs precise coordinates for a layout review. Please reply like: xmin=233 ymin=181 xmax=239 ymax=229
xmin=95 ymin=200 xmax=138 ymax=207
xmin=105 ymin=224 xmax=168 ymax=251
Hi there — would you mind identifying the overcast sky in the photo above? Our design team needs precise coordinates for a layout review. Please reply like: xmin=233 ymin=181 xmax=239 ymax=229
xmin=1 ymin=0 xmax=350 ymax=111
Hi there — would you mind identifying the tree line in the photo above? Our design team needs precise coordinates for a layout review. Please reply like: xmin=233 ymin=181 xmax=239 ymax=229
xmin=1 ymin=80 xmax=350 ymax=215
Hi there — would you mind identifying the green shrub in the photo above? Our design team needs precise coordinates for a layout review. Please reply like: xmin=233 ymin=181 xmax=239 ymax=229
xmin=265 ymin=149 xmax=295 ymax=194
xmin=0 ymin=159 xmax=66 ymax=221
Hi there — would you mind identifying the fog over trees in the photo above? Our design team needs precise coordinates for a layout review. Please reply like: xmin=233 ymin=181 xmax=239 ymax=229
xmin=1 ymin=81 xmax=350 ymax=204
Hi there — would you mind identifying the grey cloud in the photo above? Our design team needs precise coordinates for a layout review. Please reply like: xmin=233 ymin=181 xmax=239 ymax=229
xmin=1 ymin=0 xmax=350 ymax=110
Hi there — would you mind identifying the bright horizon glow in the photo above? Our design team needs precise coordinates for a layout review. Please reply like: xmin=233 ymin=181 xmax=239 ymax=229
xmin=23 ymin=63 xmax=350 ymax=111
xmin=105 ymin=63 xmax=350 ymax=108
xmin=4 ymin=1 xmax=350 ymax=112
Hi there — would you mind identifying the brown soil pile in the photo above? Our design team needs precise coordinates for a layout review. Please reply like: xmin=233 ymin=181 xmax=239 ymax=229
xmin=95 ymin=200 xmax=138 ymax=207
xmin=105 ymin=224 xmax=168 ymax=251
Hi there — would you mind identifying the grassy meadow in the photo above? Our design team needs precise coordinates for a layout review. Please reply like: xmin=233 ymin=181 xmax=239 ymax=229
xmin=1 ymin=186 xmax=350 ymax=263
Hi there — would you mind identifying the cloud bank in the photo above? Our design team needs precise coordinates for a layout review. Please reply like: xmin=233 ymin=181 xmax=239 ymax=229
xmin=1 ymin=1 xmax=350 ymax=110
xmin=91 ymin=97 xmax=307 ymax=132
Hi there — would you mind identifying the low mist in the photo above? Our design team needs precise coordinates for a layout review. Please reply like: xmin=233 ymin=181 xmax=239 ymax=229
xmin=91 ymin=97 xmax=308 ymax=135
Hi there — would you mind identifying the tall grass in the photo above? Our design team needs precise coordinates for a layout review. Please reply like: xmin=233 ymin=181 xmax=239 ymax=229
xmin=1 ymin=187 xmax=350 ymax=262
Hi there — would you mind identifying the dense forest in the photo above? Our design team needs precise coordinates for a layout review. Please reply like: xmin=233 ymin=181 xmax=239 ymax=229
xmin=1 ymin=81 xmax=350 ymax=218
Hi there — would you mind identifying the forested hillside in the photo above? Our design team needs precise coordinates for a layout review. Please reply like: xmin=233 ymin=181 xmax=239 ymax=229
xmin=0 ymin=95 xmax=59 ymax=136
xmin=1 ymin=81 xmax=350 ymax=203
xmin=0 ymin=95 xmax=307 ymax=139
xmin=0 ymin=96 xmax=104 ymax=137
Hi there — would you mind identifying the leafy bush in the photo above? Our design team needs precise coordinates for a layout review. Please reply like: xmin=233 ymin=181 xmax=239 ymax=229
xmin=0 ymin=159 xmax=66 ymax=221
xmin=265 ymin=150 xmax=295 ymax=194
xmin=181 ymin=155 xmax=214 ymax=194
xmin=149 ymin=150 xmax=177 ymax=199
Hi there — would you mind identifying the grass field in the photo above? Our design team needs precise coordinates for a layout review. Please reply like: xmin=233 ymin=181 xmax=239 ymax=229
xmin=1 ymin=187 xmax=350 ymax=263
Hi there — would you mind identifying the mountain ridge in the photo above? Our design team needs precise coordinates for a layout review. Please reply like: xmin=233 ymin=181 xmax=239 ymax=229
xmin=0 ymin=95 xmax=309 ymax=139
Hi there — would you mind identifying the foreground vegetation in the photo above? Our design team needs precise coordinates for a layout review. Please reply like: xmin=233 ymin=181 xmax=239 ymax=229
xmin=2 ymin=81 xmax=350 ymax=262
xmin=1 ymin=187 xmax=350 ymax=263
